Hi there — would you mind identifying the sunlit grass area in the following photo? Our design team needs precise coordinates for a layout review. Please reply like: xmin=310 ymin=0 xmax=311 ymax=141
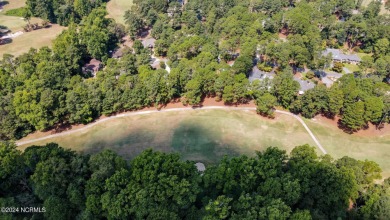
xmin=19 ymin=110 xmax=317 ymax=163
xmin=343 ymin=63 xmax=361 ymax=73
xmin=305 ymin=118 xmax=390 ymax=179
xmin=0 ymin=0 xmax=65 ymax=57
xmin=106 ymin=0 xmax=133 ymax=24
xmin=0 ymin=24 xmax=65 ymax=57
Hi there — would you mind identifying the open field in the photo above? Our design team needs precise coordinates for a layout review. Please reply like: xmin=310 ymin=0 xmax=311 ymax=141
xmin=0 ymin=15 xmax=41 ymax=31
xmin=305 ymin=117 xmax=390 ymax=180
xmin=0 ymin=0 xmax=65 ymax=57
xmin=18 ymin=108 xmax=390 ymax=179
xmin=0 ymin=0 xmax=26 ymax=11
xmin=106 ymin=0 xmax=133 ymax=24
xmin=18 ymin=109 xmax=318 ymax=163
xmin=0 ymin=24 xmax=65 ymax=57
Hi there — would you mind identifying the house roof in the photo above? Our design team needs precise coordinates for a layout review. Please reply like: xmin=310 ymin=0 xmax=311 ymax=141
xmin=111 ymin=48 xmax=124 ymax=58
xmin=294 ymin=78 xmax=315 ymax=92
xmin=248 ymin=66 xmax=275 ymax=82
xmin=142 ymin=38 xmax=156 ymax=48
xmin=83 ymin=59 xmax=102 ymax=75
xmin=322 ymin=48 xmax=361 ymax=62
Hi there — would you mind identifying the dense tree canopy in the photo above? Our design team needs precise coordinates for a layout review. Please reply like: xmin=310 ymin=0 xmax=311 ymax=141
xmin=0 ymin=142 xmax=388 ymax=219
xmin=1 ymin=2 xmax=389 ymax=218
xmin=1 ymin=0 xmax=390 ymax=137
xmin=26 ymin=0 xmax=108 ymax=25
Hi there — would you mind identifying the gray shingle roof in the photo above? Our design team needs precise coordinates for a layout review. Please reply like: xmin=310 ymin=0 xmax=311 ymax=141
xmin=317 ymin=71 xmax=343 ymax=87
xmin=294 ymin=78 xmax=315 ymax=92
xmin=322 ymin=48 xmax=361 ymax=62
xmin=248 ymin=66 xmax=275 ymax=82
xmin=142 ymin=38 xmax=156 ymax=48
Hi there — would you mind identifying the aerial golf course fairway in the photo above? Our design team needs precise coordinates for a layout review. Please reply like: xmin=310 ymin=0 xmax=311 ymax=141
xmin=18 ymin=110 xmax=317 ymax=161
xmin=18 ymin=109 xmax=390 ymax=179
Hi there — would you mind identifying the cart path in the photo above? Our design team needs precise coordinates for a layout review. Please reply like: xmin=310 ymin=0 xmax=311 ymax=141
xmin=16 ymin=106 xmax=327 ymax=154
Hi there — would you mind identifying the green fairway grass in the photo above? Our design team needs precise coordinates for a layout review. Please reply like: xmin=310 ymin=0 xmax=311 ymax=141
xmin=343 ymin=63 xmax=361 ymax=73
xmin=0 ymin=24 xmax=66 ymax=57
xmin=304 ymin=118 xmax=390 ymax=180
xmin=18 ymin=110 xmax=317 ymax=163
xmin=106 ymin=0 xmax=133 ymax=24
xmin=0 ymin=0 xmax=65 ymax=57
xmin=0 ymin=0 xmax=26 ymax=11
xmin=18 ymin=109 xmax=390 ymax=178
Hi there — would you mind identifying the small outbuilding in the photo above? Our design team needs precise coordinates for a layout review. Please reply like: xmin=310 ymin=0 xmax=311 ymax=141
xmin=82 ymin=59 xmax=102 ymax=76
xmin=142 ymin=38 xmax=156 ymax=49
xmin=195 ymin=162 xmax=206 ymax=172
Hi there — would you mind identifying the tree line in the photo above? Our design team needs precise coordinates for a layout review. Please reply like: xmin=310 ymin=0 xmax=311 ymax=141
xmin=26 ymin=0 xmax=108 ymax=26
xmin=1 ymin=141 xmax=388 ymax=219
xmin=1 ymin=0 xmax=390 ymax=140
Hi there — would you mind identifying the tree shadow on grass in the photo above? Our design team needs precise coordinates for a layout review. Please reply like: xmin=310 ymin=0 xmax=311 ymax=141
xmin=0 ymin=1 xmax=9 ymax=8
xmin=81 ymin=128 xmax=160 ymax=160
xmin=171 ymin=121 xmax=241 ymax=164
xmin=337 ymin=119 xmax=369 ymax=134
xmin=80 ymin=121 xmax=242 ymax=163
xmin=0 ymin=38 xmax=12 ymax=45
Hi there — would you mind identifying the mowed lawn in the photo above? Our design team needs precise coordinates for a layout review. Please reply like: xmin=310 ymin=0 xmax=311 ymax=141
xmin=0 ymin=0 xmax=30 ymax=31
xmin=0 ymin=16 xmax=42 ymax=31
xmin=304 ymin=118 xmax=390 ymax=180
xmin=343 ymin=63 xmax=360 ymax=73
xmin=0 ymin=0 xmax=26 ymax=10
xmin=0 ymin=24 xmax=65 ymax=57
xmin=18 ymin=110 xmax=317 ymax=163
xmin=106 ymin=0 xmax=133 ymax=24
xmin=0 ymin=0 xmax=65 ymax=57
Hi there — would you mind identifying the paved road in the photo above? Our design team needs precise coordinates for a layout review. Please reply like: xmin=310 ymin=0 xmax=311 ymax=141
xmin=16 ymin=106 xmax=327 ymax=154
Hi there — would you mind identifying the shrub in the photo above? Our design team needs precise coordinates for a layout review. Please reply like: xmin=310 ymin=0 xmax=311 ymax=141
xmin=257 ymin=62 xmax=273 ymax=72
xmin=306 ymin=71 xmax=315 ymax=79
xmin=160 ymin=62 xmax=166 ymax=69
xmin=5 ymin=7 xmax=26 ymax=17
xmin=332 ymin=62 xmax=344 ymax=73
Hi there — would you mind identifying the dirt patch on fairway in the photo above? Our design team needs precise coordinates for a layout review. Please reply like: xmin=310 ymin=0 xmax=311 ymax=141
xmin=312 ymin=115 xmax=390 ymax=137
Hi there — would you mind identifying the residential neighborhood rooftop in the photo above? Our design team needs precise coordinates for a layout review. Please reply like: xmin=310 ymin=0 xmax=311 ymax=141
xmin=294 ymin=77 xmax=315 ymax=94
xmin=142 ymin=38 xmax=156 ymax=48
xmin=248 ymin=66 xmax=275 ymax=82
xmin=322 ymin=48 xmax=361 ymax=63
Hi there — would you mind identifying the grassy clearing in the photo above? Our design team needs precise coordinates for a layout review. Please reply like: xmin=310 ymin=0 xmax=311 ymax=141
xmin=0 ymin=24 xmax=66 ymax=57
xmin=0 ymin=15 xmax=41 ymax=31
xmin=18 ymin=110 xmax=317 ymax=164
xmin=0 ymin=0 xmax=65 ymax=57
xmin=106 ymin=0 xmax=133 ymax=24
xmin=18 ymin=109 xmax=390 ymax=178
xmin=0 ymin=0 xmax=26 ymax=11
xmin=343 ymin=63 xmax=360 ymax=73
xmin=357 ymin=52 xmax=371 ymax=59
xmin=304 ymin=118 xmax=390 ymax=179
